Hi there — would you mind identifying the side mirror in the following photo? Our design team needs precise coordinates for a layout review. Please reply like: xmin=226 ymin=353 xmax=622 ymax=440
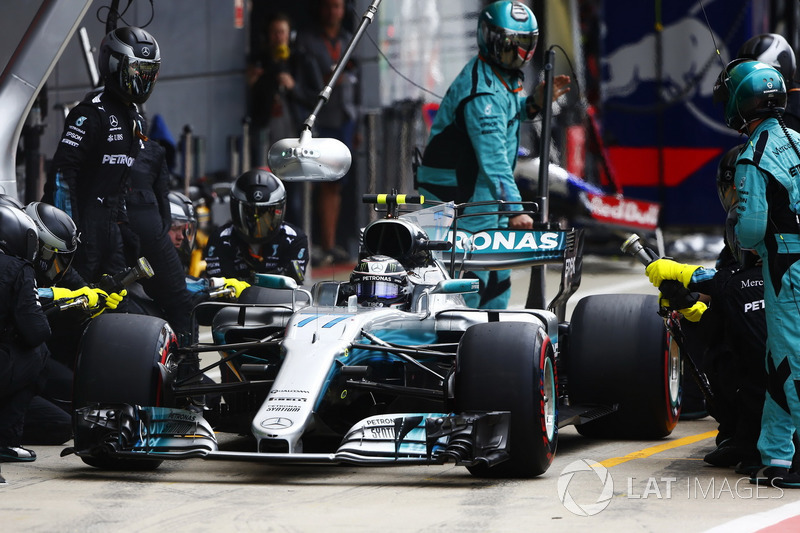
xmin=254 ymin=273 xmax=298 ymax=290
xmin=267 ymin=131 xmax=352 ymax=182
xmin=431 ymin=279 xmax=479 ymax=295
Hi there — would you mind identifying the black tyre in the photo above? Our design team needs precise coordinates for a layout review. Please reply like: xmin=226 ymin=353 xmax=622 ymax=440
xmin=568 ymin=294 xmax=680 ymax=439
xmin=73 ymin=313 xmax=176 ymax=470
xmin=454 ymin=321 xmax=557 ymax=478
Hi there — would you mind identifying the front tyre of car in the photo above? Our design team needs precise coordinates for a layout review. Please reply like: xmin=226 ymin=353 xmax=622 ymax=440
xmin=454 ymin=321 xmax=557 ymax=478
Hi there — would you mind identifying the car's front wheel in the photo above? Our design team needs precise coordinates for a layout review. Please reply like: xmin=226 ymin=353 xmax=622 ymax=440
xmin=454 ymin=321 xmax=557 ymax=478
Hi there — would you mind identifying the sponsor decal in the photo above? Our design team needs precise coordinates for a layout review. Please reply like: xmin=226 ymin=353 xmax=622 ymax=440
xmin=447 ymin=230 xmax=564 ymax=253
xmin=101 ymin=154 xmax=135 ymax=166
xmin=75 ymin=116 xmax=87 ymax=127
xmin=260 ymin=417 xmax=293 ymax=429
xmin=109 ymin=114 xmax=118 ymax=128
xmin=586 ymin=193 xmax=660 ymax=230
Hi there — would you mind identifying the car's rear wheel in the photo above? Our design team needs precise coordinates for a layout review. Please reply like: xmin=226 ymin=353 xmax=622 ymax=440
xmin=73 ymin=313 xmax=176 ymax=470
xmin=568 ymin=294 xmax=680 ymax=439
xmin=454 ymin=321 xmax=557 ymax=478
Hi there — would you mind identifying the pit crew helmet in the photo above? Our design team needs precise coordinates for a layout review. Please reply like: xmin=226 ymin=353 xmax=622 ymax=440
xmin=716 ymin=144 xmax=744 ymax=213
xmin=230 ymin=169 xmax=286 ymax=244
xmin=350 ymin=255 xmax=410 ymax=308
xmin=24 ymin=202 xmax=79 ymax=283
xmin=0 ymin=205 xmax=39 ymax=263
xmin=737 ymin=33 xmax=796 ymax=83
xmin=168 ymin=191 xmax=197 ymax=250
xmin=713 ymin=59 xmax=786 ymax=132
xmin=98 ymin=26 xmax=161 ymax=104
xmin=478 ymin=1 xmax=538 ymax=71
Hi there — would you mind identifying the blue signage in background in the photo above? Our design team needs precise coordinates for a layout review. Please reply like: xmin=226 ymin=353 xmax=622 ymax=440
xmin=600 ymin=0 xmax=752 ymax=226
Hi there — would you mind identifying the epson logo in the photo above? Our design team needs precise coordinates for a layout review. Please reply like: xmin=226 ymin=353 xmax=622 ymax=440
xmin=102 ymin=154 xmax=134 ymax=166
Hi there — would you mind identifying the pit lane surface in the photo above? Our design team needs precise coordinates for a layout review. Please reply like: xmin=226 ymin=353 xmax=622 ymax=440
xmin=2 ymin=256 xmax=798 ymax=532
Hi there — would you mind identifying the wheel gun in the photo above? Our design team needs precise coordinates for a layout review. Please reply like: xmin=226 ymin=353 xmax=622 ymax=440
xmin=54 ymin=257 xmax=155 ymax=313
xmin=620 ymin=234 xmax=715 ymax=412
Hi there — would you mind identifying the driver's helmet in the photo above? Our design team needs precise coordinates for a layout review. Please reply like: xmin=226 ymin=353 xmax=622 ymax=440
xmin=716 ymin=144 xmax=744 ymax=213
xmin=350 ymin=255 xmax=410 ymax=308
xmin=738 ymin=33 xmax=796 ymax=83
xmin=229 ymin=169 xmax=286 ymax=244
xmin=0 ymin=205 xmax=39 ymax=263
xmin=98 ymin=26 xmax=161 ymax=104
xmin=24 ymin=202 xmax=79 ymax=283
xmin=477 ymin=1 xmax=538 ymax=71
xmin=713 ymin=59 xmax=786 ymax=132
xmin=168 ymin=191 xmax=197 ymax=249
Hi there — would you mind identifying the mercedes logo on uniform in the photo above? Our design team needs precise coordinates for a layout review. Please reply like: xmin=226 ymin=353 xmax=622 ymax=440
xmin=261 ymin=417 xmax=293 ymax=430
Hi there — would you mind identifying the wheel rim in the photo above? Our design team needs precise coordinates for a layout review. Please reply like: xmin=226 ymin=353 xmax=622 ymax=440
xmin=542 ymin=355 xmax=557 ymax=442
xmin=667 ymin=336 xmax=681 ymax=407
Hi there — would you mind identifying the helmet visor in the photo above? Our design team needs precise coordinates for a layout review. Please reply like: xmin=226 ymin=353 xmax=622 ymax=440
xmin=234 ymin=202 xmax=284 ymax=242
xmin=355 ymin=280 xmax=402 ymax=300
xmin=120 ymin=56 xmax=160 ymax=102
xmin=40 ymin=245 xmax=74 ymax=283
xmin=486 ymin=26 xmax=538 ymax=69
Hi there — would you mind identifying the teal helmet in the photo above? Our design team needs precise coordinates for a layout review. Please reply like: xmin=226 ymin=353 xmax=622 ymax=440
xmin=713 ymin=59 xmax=786 ymax=131
xmin=478 ymin=1 xmax=538 ymax=70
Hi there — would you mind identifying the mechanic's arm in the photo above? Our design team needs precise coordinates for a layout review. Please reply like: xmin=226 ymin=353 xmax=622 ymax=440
xmin=734 ymin=163 xmax=768 ymax=251
xmin=463 ymin=94 xmax=530 ymax=228
xmin=15 ymin=265 xmax=51 ymax=348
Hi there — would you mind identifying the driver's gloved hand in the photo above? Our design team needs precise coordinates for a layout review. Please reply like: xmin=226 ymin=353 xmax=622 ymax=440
xmin=646 ymin=258 xmax=703 ymax=288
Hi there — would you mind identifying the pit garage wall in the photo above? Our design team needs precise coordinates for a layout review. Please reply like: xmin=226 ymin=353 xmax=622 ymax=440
xmin=598 ymin=0 xmax=754 ymax=227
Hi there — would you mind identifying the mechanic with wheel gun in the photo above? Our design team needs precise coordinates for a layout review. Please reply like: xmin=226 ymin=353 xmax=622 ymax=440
xmin=204 ymin=169 xmax=308 ymax=286
xmin=649 ymin=58 xmax=800 ymax=489
xmin=641 ymin=146 xmax=768 ymax=476
xmin=22 ymin=201 xmax=126 ymax=448
xmin=414 ymin=0 xmax=570 ymax=309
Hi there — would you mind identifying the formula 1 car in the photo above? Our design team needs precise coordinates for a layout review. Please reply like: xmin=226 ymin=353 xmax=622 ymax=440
xmin=64 ymin=192 xmax=680 ymax=478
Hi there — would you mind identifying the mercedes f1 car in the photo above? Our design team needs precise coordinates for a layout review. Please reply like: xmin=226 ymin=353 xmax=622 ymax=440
xmin=64 ymin=193 xmax=680 ymax=478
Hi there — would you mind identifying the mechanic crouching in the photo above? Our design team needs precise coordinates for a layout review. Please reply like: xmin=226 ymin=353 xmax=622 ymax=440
xmin=0 ymin=206 xmax=51 ymax=469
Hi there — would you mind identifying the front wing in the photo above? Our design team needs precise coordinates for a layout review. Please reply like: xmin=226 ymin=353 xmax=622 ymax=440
xmin=67 ymin=405 xmax=511 ymax=468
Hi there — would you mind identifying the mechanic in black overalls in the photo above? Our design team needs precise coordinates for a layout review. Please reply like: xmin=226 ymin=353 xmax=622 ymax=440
xmin=42 ymin=26 xmax=160 ymax=285
xmin=125 ymin=137 xmax=195 ymax=339
xmin=0 ymin=206 xmax=50 ymax=464
xmin=204 ymin=170 xmax=308 ymax=285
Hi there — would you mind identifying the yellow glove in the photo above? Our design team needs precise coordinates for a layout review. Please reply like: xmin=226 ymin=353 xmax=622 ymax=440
xmin=91 ymin=289 xmax=126 ymax=318
xmin=51 ymin=286 xmax=102 ymax=308
xmin=223 ymin=278 xmax=250 ymax=298
xmin=678 ymin=301 xmax=707 ymax=322
xmin=645 ymin=258 xmax=702 ymax=288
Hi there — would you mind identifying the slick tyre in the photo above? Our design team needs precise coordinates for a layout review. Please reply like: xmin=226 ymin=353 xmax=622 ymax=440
xmin=455 ymin=321 xmax=557 ymax=478
xmin=73 ymin=313 xmax=176 ymax=470
xmin=568 ymin=294 xmax=680 ymax=439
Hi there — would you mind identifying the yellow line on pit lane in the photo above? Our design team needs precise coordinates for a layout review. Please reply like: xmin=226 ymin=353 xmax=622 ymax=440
xmin=595 ymin=430 xmax=718 ymax=468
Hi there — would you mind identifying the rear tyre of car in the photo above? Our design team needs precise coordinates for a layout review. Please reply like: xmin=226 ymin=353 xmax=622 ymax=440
xmin=568 ymin=294 xmax=680 ymax=439
xmin=454 ymin=321 xmax=557 ymax=478
xmin=73 ymin=313 xmax=175 ymax=470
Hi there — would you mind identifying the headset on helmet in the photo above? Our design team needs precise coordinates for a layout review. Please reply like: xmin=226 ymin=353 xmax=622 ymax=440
xmin=168 ymin=191 xmax=197 ymax=249
xmin=738 ymin=33 xmax=796 ymax=83
xmin=98 ymin=26 xmax=161 ymax=104
xmin=229 ymin=169 xmax=286 ymax=244
xmin=24 ymin=202 xmax=79 ymax=283
xmin=716 ymin=144 xmax=744 ymax=214
xmin=0 ymin=205 xmax=39 ymax=263
xmin=477 ymin=1 xmax=538 ymax=71
xmin=713 ymin=59 xmax=786 ymax=132
xmin=350 ymin=255 xmax=410 ymax=309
